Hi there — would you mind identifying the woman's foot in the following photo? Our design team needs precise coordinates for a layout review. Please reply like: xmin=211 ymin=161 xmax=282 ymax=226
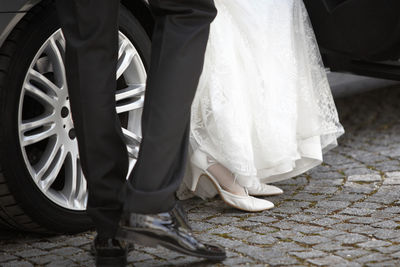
xmin=190 ymin=150 xmax=274 ymax=212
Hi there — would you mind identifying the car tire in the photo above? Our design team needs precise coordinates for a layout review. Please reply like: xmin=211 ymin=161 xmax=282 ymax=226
xmin=0 ymin=2 xmax=150 ymax=233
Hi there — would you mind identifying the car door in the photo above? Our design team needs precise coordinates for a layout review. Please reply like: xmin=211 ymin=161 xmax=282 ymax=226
xmin=303 ymin=0 xmax=400 ymax=80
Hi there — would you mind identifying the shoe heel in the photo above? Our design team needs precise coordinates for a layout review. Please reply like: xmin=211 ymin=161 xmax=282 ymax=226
xmin=189 ymin=165 xmax=203 ymax=191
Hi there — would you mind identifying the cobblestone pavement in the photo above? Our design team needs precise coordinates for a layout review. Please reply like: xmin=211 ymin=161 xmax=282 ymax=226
xmin=1 ymin=86 xmax=400 ymax=266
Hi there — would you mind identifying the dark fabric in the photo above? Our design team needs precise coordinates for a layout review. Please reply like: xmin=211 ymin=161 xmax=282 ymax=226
xmin=123 ymin=0 xmax=217 ymax=214
xmin=56 ymin=0 xmax=216 ymax=239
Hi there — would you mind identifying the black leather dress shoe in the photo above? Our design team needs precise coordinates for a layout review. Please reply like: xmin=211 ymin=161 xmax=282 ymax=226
xmin=91 ymin=236 xmax=128 ymax=267
xmin=116 ymin=205 xmax=226 ymax=261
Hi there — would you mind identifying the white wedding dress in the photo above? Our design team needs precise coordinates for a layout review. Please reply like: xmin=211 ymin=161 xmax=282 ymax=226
xmin=179 ymin=0 xmax=344 ymax=199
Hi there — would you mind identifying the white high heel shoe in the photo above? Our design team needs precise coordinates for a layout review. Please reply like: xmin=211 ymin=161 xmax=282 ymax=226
xmin=245 ymin=182 xmax=283 ymax=196
xmin=189 ymin=150 xmax=274 ymax=212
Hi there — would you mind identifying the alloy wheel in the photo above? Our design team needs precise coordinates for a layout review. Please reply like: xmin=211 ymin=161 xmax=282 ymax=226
xmin=18 ymin=29 xmax=146 ymax=210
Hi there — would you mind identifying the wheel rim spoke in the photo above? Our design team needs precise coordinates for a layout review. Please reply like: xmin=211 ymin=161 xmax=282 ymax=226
xmin=28 ymin=69 xmax=60 ymax=98
xmin=75 ymin=160 xmax=88 ymax=206
xmin=20 ymin=112 xmax=56 ymax=133
xmin=117 ymin=38 xmax=137 ymax=79
xmin=21 ymin=124 xmax=56 ymax=146
xmin=46 ymin=31 xmax=67 ymax=88
xmin=122 ymin=128 xmax=142 ymax=158
xmin=24 ymin=83 xmax=57 ymax=108
xmin=115 ymin=84 xmax=145 ymax=101
xmin=40 ymin=147 xmax=68 ymax=192
xmin=116 ymin=84 xmax=145 ymax=114
xmin=65 ymin=154 xmax=78 ymax=205
xmin=34 ymin=138 xmax=61 ymax=181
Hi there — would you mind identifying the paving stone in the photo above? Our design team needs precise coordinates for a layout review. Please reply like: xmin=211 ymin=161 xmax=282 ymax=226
xmin=330 ymin=193 xmax=364 ymax=202
xmin=313 ymin=242 xmax=346 ymax=252
xmin=292 ymin=193 xmax=328 ymax=201
xmin=348 ymin=174 xmax=382 ymax=182
xmin=50 ymin=247 xmax=84 ymax=256
xmin=289 ymin=214 xmax=323 ymax=223
xmin=367 ymin=195 xmax=399 ymax=205
xmin=354 ymin=253 xmax=391 ymax=264
xmin=383 ymin=206 xmax=400 ymax=214
xmin=0 ymin=252 xmax=17 ymax=263
xmin=291 ymin=235 xmax=330 ymax=245
xmin=340 ymin=208 xmax=375 ymax=216
xmin=29 ymin=254 xmax=64 ymax=266
xmin=277 ymin=201 xmax=312 ymax=209
xmin=270 ymin=221 xmax=299 ymax=230
xmin=252 ymin=225 xmax=279 ymax=234
xmin=348 ymin=217 xmax=383 ymax=224
xmin=334 ymin=249 xmax=369 ymax=259
xmin=334 ymin=233 xmax=369 ymax=244
xmin=319 ymin=229 xmax=348 ymax=238
xmin=234 ymin=246 xmax=281 ymax=262
xmin=316 ymin=201 xmax=350 ymax=209
xmin=228 ymin=229 xmax=256 ymax=240
xmin=127 ymin=250 xmax=153 ymax=262
xmin=271 ymin=230 xmax=298 ymax=240
xmin=208 ymin=235 xmax=244 ymax=248
xmin=191 ymin=221 xmax=214 ymax=231
xmin=208 ymin=216 xmax=240 ymax=225
xmin=275 ymin=207 xmax=304 ymax=215
xmin=371 ymin=220 xmax=399 ymax=229
xmin=334 ymin=223 xmax=359 ymax=231
xmin=2 ymin=260 xmax=34 ymax=267
xmin=220 ymin=256 xmax=255 ymax=266
xmin=272 ymin=242 xmax=306 ymax=252
xmin=31 ymin=242 xmax=63 ymax=250
xmin=375 ymin=244 xmax=400 ymax=254
xmin=303 ymin=186 xmax=339 ymax=194
xmin=231 ymin=220 xmax=262 ymax=229
xmin=357 ymin=239 xmax=392 ymax=248
xmin=268 ymin=256 xmax=299 ymax=265
xmin=350 ymin=225 xmax=380 ymax=235
xmin=383 ymin=171 xmax=400 ymax=185
xmin=366 ymin=260 xmax=400 ymax=267
xmin=307 ymin=255 xmax=350 ymax=266
xmin=14 ymin=248 xmax=47 ymax=258
xmin=303 ymin=207 xmax=337 ymax=215
xmin=0 ymin=243 xmax=33 ymax=253
xmin=312 ymin=217 xmax=339 ymax=226
xmin=64 ymin=236 xmax=92 ymax=247
xmin=206 ymin=225 xmax=238 ymax=234
xmin=289 ymin=250 xmax=327 ymax=259
xmin=373 ymin=229 xmax=400 ymax=240
xmin=291 ymin=225 xmax=325 ymax=234
xmin=247 ymin=216 xmax=279 ymax=224
xmin=247 ymin=234 xmax=277 ymax=245
xmin=187 ymin=212 xmax=210 ymax=221
xmin=343 ymin=168 xmax=380 ymax=177
xmin=352 ymin=202 xmax=382 ymax=209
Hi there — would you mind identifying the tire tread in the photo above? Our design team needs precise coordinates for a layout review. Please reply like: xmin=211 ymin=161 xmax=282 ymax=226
xmin=0 ymin=2 xmax=48 ymax=232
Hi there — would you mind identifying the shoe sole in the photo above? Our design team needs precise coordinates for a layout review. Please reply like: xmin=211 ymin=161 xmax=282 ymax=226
xmin=96 ymin=254 xmax=127 ymax=267
xmin=202 ymin=174 xmax=275 ymax=212
xmin=249 ymin=192 xmax=284 ymax=197
xmin=115 ymin=228 xmax=226 ymax=261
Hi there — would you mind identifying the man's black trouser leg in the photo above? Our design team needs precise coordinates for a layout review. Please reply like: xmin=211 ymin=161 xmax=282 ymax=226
xmin=56 ymin=0 xmax=127 ymax=239
xmin=123 ymin=0 xmax=217 ymax=214
xmin=56 ymin=0 xmax=216 ymax=238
